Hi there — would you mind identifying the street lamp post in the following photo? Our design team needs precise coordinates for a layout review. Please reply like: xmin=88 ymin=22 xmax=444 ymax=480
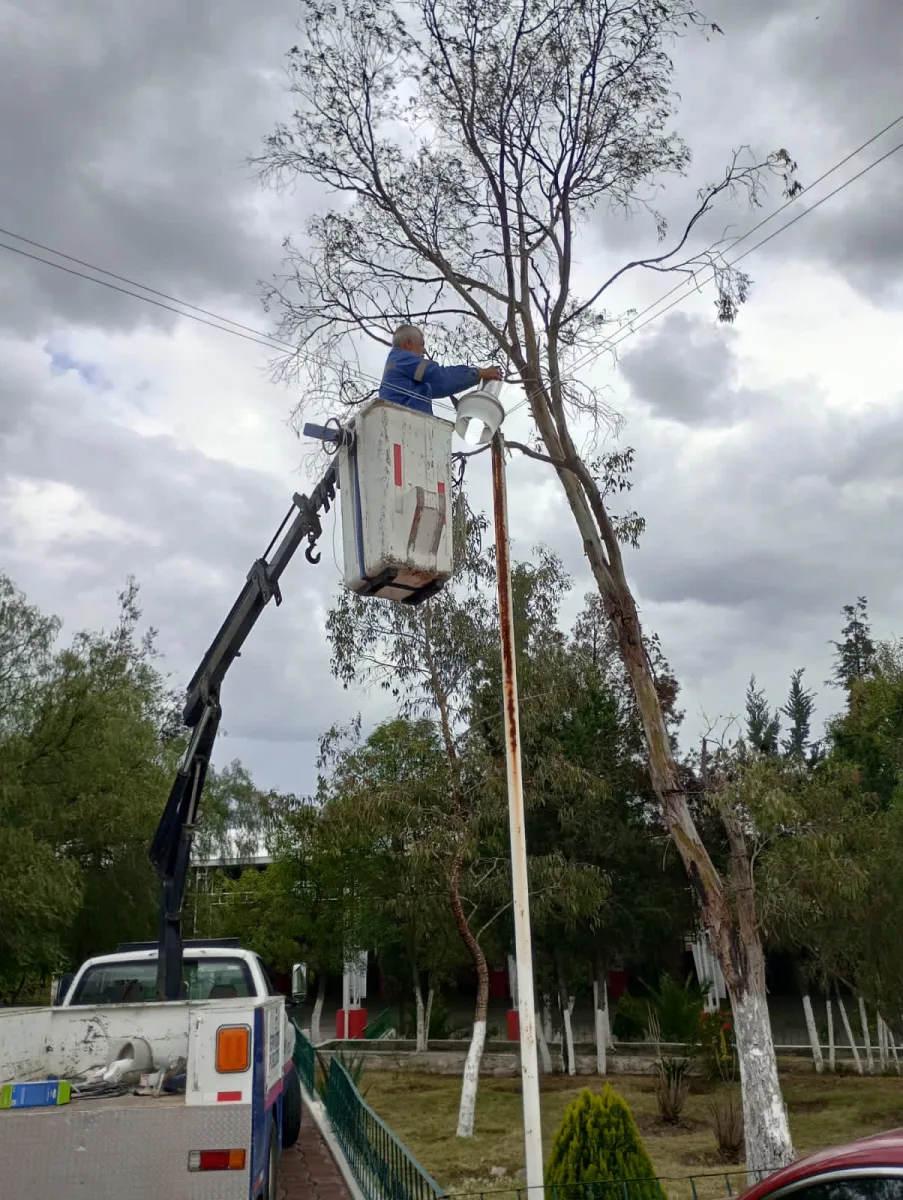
xmin=456 ymin=387 xmax=544 ymax=1196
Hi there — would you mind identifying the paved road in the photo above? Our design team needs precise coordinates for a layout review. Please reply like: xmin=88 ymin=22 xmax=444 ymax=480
xmin=280 ymin=1103 xmax=351 ymax=1200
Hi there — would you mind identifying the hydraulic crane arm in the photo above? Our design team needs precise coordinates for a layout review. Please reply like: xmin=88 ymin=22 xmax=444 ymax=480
xmin=149 ymin=464 xmax=337 ymax=1001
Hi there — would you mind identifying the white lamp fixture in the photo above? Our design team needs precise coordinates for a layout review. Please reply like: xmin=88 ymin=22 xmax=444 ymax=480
xmin=455 ymin=380 xmax=505 ymax=445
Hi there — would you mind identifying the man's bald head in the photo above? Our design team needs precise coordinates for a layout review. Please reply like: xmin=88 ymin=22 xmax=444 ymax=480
xmin=393 ymin=324 xmax=425 ymax=355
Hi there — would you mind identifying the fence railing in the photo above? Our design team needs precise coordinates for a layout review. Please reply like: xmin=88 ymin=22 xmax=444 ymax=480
xmin=446 ymin=1169 xmax=781 ymax=1200
xmin=326 ymin=1055 xmax=447 ymax=1200
xmin=293 ymin=1020 xmax=316 ymax=1095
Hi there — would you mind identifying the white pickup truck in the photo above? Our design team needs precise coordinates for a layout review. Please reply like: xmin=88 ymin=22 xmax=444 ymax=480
xmin=0 ymin=940 xmax=306 ymax=1200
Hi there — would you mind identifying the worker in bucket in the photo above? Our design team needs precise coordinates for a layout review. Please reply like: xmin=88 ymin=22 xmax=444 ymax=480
xmin=379 ymin=324 xmax=503 ymax=415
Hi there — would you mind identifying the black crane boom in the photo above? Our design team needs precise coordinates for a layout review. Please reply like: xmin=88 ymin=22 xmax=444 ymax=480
xmin=149 ymin=464 xmax=337 ymax=1001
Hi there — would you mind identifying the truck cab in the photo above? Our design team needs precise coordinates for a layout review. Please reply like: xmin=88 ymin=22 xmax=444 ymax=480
xmin=55 ymin=939 xmax=282 ymax=1008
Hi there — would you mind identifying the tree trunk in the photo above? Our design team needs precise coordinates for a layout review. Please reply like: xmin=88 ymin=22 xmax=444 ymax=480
xmin=556 ymin=954 xmax=576 ymax=1076
xmin=877 ymin=1013 xmax=888 ymax=1073
xmin=826 ymin=998 xmax=835 ymax=1071
xmin=858 ymin=996 xmax=874 ymax=1074
xmin=311 ymin=972 xmax=326 ymax=1046
xmin=802 ymin=995 xmax=824 ymax=1074
xmin=450 ymin=853 xmax=490 ymax=1138
xmin=563 ymin=999 xmax=576 ymax=1076
xmin=719 ymin=801 xmax=794 ymax=1176
xmin=542 ymin=995 xmax=553 ymax=1047
xmin=537 ymin=1015 xmax=553 ymax=1075
xmin=886 ymin=1019 xmax=900 ymax=1074
xmin=593 ymin=956 xmax=610 ymax=1075
xmin=424 ymin=985 xmax=435 ymax=1050
xmin=524 ymin=404 xmax=794 ymax=1169
xmin=457 ymin=1017 xmax=487 ymax=1138
xmin=414 ymin=976 xmax=428 ymax=1053
xmin=835 ymin=987 xmax=862 ymax=1074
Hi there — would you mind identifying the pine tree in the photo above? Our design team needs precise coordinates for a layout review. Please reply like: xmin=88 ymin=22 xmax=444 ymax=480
xmin=780 ymin=669 xmax=816 ymax=761
xmin=829 ymin=597 xmax=875 ymax=692
xmin=546 ymin=1086 xmax=661 ymax=1200
xmin=745 ymin=675 xmax=780 ymax=755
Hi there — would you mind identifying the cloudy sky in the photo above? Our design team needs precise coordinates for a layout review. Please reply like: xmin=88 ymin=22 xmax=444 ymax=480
xmin=1 ymin=0 xmax=901 ymax=798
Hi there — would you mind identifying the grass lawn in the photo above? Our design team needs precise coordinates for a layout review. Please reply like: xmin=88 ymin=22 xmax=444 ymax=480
xmin=364 ymin=1069 xmax=903 ymax=1198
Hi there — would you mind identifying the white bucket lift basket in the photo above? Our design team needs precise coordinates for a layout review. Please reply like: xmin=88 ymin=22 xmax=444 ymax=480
xmin=338 ymin=398 xmax=454 ymax=604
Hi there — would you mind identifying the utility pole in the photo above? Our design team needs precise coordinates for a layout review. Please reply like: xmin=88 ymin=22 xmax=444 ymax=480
xmin=491 ymin=429 xmax=544 ymax=1195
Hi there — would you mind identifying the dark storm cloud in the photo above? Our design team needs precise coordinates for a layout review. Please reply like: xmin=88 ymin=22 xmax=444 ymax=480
xmin=617 ymin=312 xmax=743 ymax=426
xmin=0 ymin=0 xmax=311 ymax=338
xmin=617 ymin=318 xmax=903 ymax=625
xmin=0 ymin=355 xmax=357 ymax=751
xmin=584 ymin=0 xmax=903 ymax=310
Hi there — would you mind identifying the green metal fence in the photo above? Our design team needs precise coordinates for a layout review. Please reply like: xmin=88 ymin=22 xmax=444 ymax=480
xmin=325 ymin=1055 xmax=447 ymax=1200
xmin=292 ymin=1020 xmax=316 ymax=1095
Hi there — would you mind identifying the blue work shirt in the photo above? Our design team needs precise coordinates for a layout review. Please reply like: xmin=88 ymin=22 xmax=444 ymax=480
xmin=378 ymin=348 xmax=479 ymax=415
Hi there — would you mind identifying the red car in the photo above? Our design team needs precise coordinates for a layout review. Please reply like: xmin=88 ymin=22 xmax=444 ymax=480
xmin=742 ymin=1132 xmax=903 ymax=1200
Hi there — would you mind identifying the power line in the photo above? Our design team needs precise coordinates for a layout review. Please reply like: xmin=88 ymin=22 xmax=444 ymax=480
xmin=578 ymin=112 xmax=903 ymax=371
xmin=505 ymin=114 xmax=903 ymax=417
xmin=4 ymin=111 xmax=900 ymax=422
xmin=603 ymin=134 xmax=903 ymax=356
xmin=0 ymin=233 xmax=459 ymax=415
xmin=0 ymin=224 xmax=300 ymax=349
xmin=0 ymin=238 xmax=294 ymax=356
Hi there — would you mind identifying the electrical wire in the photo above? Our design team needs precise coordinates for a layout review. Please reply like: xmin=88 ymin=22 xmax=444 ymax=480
xmin=600 ymin=135 xmax=903 ymax=358
xmin=3 ymin=112 xmax=900 ymax=424
xmin=0 ymin=234 xmax=459 ymax=414
xmin=504 ymin=115 xmax=903 ymax=417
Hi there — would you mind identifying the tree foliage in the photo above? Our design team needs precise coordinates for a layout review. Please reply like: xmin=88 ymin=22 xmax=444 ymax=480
xmin=0 ymin=574 xmax=180 ymax=993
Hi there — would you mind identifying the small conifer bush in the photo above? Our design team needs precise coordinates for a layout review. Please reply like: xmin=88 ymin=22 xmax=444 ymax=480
xmin=545 ymin=1085 xmax=663 ymax=1200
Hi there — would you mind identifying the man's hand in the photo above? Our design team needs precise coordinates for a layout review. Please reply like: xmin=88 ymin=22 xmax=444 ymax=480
xmin=477 ymin=365 xmax=504 ymax=382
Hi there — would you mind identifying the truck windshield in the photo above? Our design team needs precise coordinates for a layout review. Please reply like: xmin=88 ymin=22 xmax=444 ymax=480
xmin=68 ymin=958 xmax=255 ymax=1005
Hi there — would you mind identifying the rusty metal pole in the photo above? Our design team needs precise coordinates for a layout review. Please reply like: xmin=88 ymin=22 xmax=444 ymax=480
xmin=491 ymin=430 xmax=544 ymax=1196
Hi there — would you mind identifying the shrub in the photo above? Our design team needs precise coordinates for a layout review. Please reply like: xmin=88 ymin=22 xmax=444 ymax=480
xmin=643 ymin=974 xmax=708 ymax=1046
xmin=648 ymin=1013 xmax=690 ymax=1124
xmin=653 ymin=1056 xmax=691 ymax=1123
xmin=612 ymin=993 xmax=648 ymax=1042
xmin=545 ymin=1085 xmax=663 ymax=1200
xmin=709 ymin=1089 xmax=744 ymax=1163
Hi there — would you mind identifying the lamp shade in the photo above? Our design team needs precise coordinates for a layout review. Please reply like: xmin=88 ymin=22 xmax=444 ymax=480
xmin=455 ymin=381 xmax=505 ymax=445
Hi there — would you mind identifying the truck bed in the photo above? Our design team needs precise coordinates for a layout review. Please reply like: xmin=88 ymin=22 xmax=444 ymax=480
xmin=0 ymin=1089 xmax=251 ymax=1198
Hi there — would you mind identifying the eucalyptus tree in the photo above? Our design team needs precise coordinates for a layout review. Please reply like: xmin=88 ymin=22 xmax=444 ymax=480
xmin=257 ymin=0 xmax=801 ymax=1167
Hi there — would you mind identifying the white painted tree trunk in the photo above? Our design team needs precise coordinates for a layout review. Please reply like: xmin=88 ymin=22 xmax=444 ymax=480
xmin=858 ymin=996 xmax=874 ymax=1074
xmin=456 ymin=1020 xmax=486 ymax=1138
xmin=311 ymin=973 xmax=326 ymax=1046
xmin=537 ymin=1018 xmax=553 ymax=1075
xmin=563 ymin=998 xmax=576 ymax=1077
xmin=826 ymin=998 xmax=835 ymax=1071
xmin=836 ymin=990 xmax=863 ymax=1074
xmin=886 ymin=1020 xmax=900 ymax=1074
xmin=731 ymin=986 xmax=795 ymax=1180
xmin=542 ymin=995 xmax=553 ymax=1046
xmin=424 ymin=987 xmax=434 ymax=1049
xmin=593 ymin=969 xmax=612 ymax=1075
xmin=802 ymin=995 xmax=824 ymax=1074
xmin=414 ymin=984 xmax=427 ymax=1053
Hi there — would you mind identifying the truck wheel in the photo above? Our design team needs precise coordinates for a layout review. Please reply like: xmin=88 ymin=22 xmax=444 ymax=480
xmin=267 ymin=1122 xmax=279 ymax=1200
xmin=281 ymin=1066 xmax=302 ymax=1149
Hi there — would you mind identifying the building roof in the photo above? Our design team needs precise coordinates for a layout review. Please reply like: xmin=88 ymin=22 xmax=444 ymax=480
xmin=192 ymin=828 xmax=273 ymax=869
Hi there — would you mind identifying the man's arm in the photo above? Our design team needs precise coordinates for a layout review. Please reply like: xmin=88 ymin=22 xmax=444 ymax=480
xmin=420 ymin=360 xmax=480 ymax=399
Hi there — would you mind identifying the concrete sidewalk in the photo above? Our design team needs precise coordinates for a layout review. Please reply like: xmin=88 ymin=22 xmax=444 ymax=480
xmin=279 ymin=1103 xmax=352 ymax=1200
